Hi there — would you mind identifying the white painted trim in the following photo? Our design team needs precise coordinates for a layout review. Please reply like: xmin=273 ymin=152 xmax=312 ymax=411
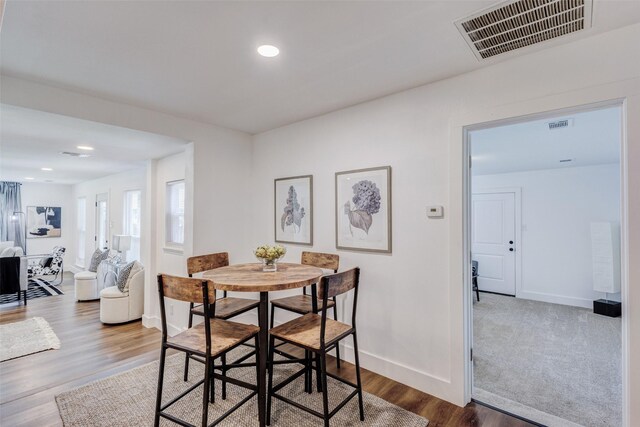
xmin=516 ymin=290 xmax=593 ymax=309
xmin=68 ymin=264 xmax=83 ymax=274
xmin=162 ymin=246 xmax=184 ymax=255
xmin=339 ymin=343 xmax=458 ymax=404
xmin=142 ymin=314 xmax=160 ymax=330
xmin=141 ymin=314 xmax=185 ymax=337
xmin=472 ymin=187 xmax=522 ymax=298
xmin=460 ymin=98 xmax=629 ymax=424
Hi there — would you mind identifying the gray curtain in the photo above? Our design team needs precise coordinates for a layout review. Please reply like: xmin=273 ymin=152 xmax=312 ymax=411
xmin=0 ymin=181 xmax=25 ymax=253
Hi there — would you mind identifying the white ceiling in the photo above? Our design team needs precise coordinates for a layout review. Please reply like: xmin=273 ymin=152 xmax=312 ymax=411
xmin=470 ymin=106 xmax=621 ymax=175
xmin=0 ymin=105 xmax=188 ymax=184
xmin=1 ymin=1 xmax=639 ymax=134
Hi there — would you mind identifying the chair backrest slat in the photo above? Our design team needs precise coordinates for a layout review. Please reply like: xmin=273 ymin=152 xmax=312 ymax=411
xmin=186 ymin=252 xmax=229 ymax=276
xmin=318 ymin=268 xmax=358 ymax=300
xmin=301 ymin=251 xmax=339 ymax=272
xmin=159 ymin=274 xmax=216 ymax=304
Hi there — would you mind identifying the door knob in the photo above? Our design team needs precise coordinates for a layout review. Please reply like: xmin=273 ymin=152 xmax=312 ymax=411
xmin=509 ymin=248 xmax=514 ymax=252
xmin=509 ymin=240 xmax=513 ymax=244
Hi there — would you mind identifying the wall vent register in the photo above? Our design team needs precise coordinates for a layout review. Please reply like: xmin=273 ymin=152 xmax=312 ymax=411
xmin=455 ymin=0 xmax=593 ymax=60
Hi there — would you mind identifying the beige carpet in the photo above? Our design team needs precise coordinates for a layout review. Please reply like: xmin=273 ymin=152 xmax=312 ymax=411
xmin=473 ymin=293 xmax=621 ymax=427
xmin=56 ymin=348 xmax=428 ymax=426
xmin=0 ymin=317 xmax=61 ymax=362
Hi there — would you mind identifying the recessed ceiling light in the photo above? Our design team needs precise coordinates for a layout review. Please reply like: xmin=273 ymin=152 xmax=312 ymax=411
xmin=257 ymin=45 xmax=279 ymax=58
xmin=24 ymin=177 xmax=34 ymax=180
xmin=77 ymin=145 xmax=94 ymax=151
xmin=41 ymin=167 xmax=53 ymax=171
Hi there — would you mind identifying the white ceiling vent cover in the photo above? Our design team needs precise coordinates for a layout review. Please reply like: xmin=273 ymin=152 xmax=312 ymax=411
xmin=455 ymin=0 xmax=593 ymax=60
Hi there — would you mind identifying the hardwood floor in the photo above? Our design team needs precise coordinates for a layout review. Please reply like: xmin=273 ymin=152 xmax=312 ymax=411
xmin=0 ymin=274 xmax=531 ymax=426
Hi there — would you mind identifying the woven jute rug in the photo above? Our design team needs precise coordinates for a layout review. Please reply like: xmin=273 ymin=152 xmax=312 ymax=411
xmin=0 ymin=317 xmax=61 ymax=362
xmin=56 ymin=348 xmax=428 ymax=426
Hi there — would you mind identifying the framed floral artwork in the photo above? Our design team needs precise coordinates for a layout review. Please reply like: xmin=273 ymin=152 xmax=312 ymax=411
xmin=274 ymin=175 xmax=313 ymax=245
xmin=335 ymin=166 xmax=391 ymax=253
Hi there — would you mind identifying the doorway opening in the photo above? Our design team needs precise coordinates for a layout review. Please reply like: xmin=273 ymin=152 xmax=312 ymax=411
xmin=466 ymin=103 xmax=624 ymax=426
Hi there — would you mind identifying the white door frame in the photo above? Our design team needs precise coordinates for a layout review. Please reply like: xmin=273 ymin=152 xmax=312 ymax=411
xmin=472 ymin=187 xmax=522 ymax=297
xmin=95 ymin=192 xmax=109 ymax=250
xmin=462 ymin=99 xmax=628 ymax=422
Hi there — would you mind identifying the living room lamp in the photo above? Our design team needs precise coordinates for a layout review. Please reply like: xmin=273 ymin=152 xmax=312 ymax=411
xmin=112 ymin=235 xmax=131 ymax=259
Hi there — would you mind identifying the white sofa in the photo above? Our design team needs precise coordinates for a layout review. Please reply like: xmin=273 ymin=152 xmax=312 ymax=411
xmin=100 ymin=264 xmax=144 ymax=324
xmin=0 ymin=243 xmax=28 ymax=304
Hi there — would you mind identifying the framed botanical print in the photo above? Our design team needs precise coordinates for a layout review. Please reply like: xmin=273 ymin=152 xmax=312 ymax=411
xmin=274 ymin=175 xmax=313 ymax=245
xmin=335 ymin=166 xmax=391 ymax=253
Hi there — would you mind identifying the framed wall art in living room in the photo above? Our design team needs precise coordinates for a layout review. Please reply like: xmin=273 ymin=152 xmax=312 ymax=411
xmin=274 ymin=175 xmax=313 ymax=245
xmin=26 ymin=206 xmax=62 ymax=238
xmin=335 ymin=166 xmax=391 ymax=253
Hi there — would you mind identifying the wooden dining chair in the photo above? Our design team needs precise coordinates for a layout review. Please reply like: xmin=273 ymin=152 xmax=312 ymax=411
xmin=155 ymin=274 xmax=260 ymax=427
xmin=269 ymin=251 xmax=341 ymax=368
xmin=185 ymin=252 xmax=260 ymax=388
xmin=266 ymin=268 xmax=364 ymax=427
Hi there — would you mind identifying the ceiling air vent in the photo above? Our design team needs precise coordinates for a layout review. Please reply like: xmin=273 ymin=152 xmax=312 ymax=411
xmin=455 ymin=0 xmax=593 ymax=60
xmin=59 ymin=151 xmax=91 ymax=158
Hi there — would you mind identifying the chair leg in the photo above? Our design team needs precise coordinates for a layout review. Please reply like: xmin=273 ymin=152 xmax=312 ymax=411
xmin=315 ymin=352 xmax=322 ymax=392
xmin=270 ymin=303 xmax=275 ymax=329
xmin=319 ymin=352 xmax=330 ymax=427
xmin=221 ymin=353 xmax=227 ymax=400
xmin=202 ymin=355 xmax=210 ymax=427
xmin=304 ymin=350 xmax=311 ymax=393
xmin=352 ymin=332 xmax=365 ymax=421
xmin=23 ymin=290 xmax=27 ymax=305
xmin=154 ymin=346 xmax=168 ymax=427
xmin=184 ymin=303 xmax=194 ymax=382
xmin=266 ymin=335 xmax=275 ymax=426
xmin=209 ymin=358 xmax=215 ymax=404
xmin=333 ymin=302 xmax=341 ymax=369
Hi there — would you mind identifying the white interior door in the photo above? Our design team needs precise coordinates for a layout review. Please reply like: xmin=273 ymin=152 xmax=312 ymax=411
xmin=96 ymin=193 xmax=109 ymax=250
xmin=472 ymin=192 xmax=516 ymax=295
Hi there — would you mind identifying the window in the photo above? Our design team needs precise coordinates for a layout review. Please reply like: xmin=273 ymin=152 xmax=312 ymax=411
xmin=166 ymin=180 xmax=185 ymax=246
xmin=76 ymin=197 xmax=86 ymax=266
xmin=123 ymin=190 xmax=142 ymax=261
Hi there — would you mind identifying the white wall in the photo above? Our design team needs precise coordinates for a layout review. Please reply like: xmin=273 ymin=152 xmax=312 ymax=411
xmin=20 ymin=182 xmax=74 ymax=263
xmin=252 ymin=24 xmax=640 ymax=412
xmin=144 ymin=151 xmax=189 ymax=335
xmin=72 ymin=168 xmax=146 ymax=270
xmin=473 ymin=164 xmax=621 ymax=307
xmin=2 ymin=23 xmax=639 ymax=424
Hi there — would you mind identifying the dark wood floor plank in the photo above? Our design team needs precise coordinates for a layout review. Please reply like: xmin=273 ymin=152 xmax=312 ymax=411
xmin=0 ymin=273 xmax=531 ymax=426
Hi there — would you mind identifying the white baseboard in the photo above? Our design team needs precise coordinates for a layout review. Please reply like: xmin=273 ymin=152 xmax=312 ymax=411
xmin=517 ymin=290 xmax=593 ymax=309
xmin=339 ymin=343 xmax=458 ymax=405
xmin=67 ymin=264 xmax=83 ymax=274
xmin=142 ymin=314 xmax=185 ymax=337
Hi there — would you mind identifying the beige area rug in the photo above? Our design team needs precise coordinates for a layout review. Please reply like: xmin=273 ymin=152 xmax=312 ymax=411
xmin=56 ymin=348 xmax=428 ymax=426
xmin=0 ymin=317 xmax=61 ymax=362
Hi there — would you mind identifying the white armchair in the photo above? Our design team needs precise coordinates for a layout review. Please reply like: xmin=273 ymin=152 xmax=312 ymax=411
xmin=100 ymin=262 xmax=145 ymax=324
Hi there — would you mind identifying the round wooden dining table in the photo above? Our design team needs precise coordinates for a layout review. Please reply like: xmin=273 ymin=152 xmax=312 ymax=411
xmin=203 ymin=262 xmax=323 ymax=427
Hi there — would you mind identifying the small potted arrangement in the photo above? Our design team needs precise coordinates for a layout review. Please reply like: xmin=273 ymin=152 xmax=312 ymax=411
xmin=254 ymin=244 xmax=286 ymax=272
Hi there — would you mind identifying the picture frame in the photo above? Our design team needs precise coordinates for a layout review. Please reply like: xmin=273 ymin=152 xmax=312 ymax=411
xmin=274 ymin=175 xmax=313 ymax=245
xmin=26 ymin=206 xmax=62 ymax=239
xmin=335 ymin=166 xmax=391 ymax=253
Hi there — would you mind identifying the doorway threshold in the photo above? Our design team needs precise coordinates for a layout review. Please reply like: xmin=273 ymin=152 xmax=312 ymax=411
xmin=473 ymin=388 xmax=583 ymax=427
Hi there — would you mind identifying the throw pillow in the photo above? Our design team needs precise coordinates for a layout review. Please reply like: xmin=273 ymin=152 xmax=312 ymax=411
xmin=116 ymin=261 xmax=135 ymax=293
xmin=39 ymin=256 xmax=53 ymax=269
xmin=124 ymin=261 xmax=143 ymax=292
xmin=88 ymin=249 xmax=109 ymax=272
